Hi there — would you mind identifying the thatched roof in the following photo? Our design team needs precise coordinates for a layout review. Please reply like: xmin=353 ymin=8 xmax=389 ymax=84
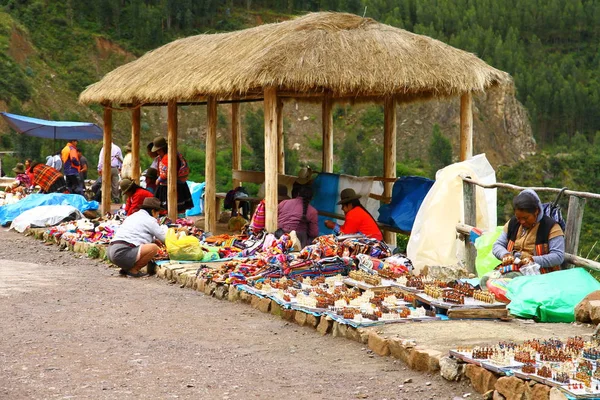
xmin=79 ymin=12 xmax=511 ymax=105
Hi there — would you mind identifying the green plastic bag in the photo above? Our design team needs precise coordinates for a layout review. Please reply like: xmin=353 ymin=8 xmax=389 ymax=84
xmin=474 ymin=226 xmax=503 ymax=277
xmin=507 ymin=268 xmax=600 ymax=322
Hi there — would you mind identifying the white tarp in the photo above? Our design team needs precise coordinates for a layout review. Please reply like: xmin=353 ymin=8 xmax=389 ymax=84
xmin=407 ymin=154 xmax=497 ymax=273
xmin=9 ymin=205 xmax=83 ymax=233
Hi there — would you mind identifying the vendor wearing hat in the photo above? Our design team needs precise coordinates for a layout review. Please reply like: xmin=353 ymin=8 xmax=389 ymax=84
xmin=324 ymin=188 xmax=383 ymax=241
xmin=107 ymin=197 xmax=167 ymax=277
xmin=120 ymin=178 xmax=154 ymax=216
xmin=152 ymin=136 xmax=193 ymax=214
xmin=143 ymin=167 xmax=158 ymax=194
xmin=6 ymin=162 xmax=32 ymax=191
xmin=292 ymin=167 xmax=314 ymax=198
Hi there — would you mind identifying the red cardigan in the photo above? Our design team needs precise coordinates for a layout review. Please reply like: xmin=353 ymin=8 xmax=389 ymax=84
xmin=340 ymin=206 xmax=383 ymax=241
xmin=125 ymin=187 xmax=154 ymax=216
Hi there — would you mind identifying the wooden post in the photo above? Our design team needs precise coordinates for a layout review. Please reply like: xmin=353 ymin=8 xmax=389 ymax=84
xmin=231 ymin=102 xmax=242 ymax=188
xmin=383 ymin=97 xmax=397 ymax=247
xmin=277 ymin=98 xmax=285 ymax=174
xmin=101 ymin=106 xmax=112 ymax=215
xmin=131 ymin=106 xmax=141 ymax=183
xmin=264 ymin=87 xmax=278 ymax=232
xmin=564 ymin=195 xmax=586 ymax=265
xmin=167 ymin=100 xmax=178 ymax=221
xmin=463 ymin=180 xmax=477 ymax=274
xmin=460 ymin=92 xmax=473 ymax=161
xmin=322 ymin=91 xmax=333 ymax=172
xmin=205 ymin=96 xmax=218 ymax=233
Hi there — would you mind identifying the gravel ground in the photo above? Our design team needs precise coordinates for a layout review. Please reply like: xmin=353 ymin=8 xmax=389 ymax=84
xmin=0 ymin=228 xmax=480 ymax=400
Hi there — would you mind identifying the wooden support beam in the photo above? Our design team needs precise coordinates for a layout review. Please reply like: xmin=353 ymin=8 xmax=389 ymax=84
xmin=462 ymin=180 xmax=477 ymax=274
xmin=383 ymin=97 xmax=397 ymax=246
xmin=167 ymin=100 xmax=178 ymax=221
xmin=101 ymin=106 xmax=112 ymax=215
xmin=277 ymin=98 xmax=285 ymax=174
xmin=448 ymin=308 xmax=509 ymax=320
xmin=322 ymin=91 xmax=333 ymax=172
xmin=264 ymin=87 xmax=279 ymax=232
xmin=205 ymin=96 xmax=218 ymax=234
xmin=564 ymin=195 xmax=586 ymax=264
xmin=231 ymin=102 xmax=242 ymax=188
xmin=131 ymin=106 xmax=141 ymax=183
xmin=460 ymin=92 xmax=473 ymax=161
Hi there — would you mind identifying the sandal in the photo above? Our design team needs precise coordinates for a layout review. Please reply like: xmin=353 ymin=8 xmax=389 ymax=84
xmin=120 ymin=269 xmax=148 ymax=278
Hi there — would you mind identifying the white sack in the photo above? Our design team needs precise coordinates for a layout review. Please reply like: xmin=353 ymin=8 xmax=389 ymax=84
xmin=407 ymin=154 xmax=497 ymax=272
xmin=10 ymin=205 xmax=83 ymax=233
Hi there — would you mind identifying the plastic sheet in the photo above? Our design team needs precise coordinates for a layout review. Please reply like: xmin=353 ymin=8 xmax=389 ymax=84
xmin=0 ymin=193 xmax=98 ymax=226
xmin=474 ymin=226 xmax=504 ymax=277
xmin=10 ymin=205 xmax=83 ymax=233
xmin=165 ymin=228 xmax=204 ymax=261
xmin=507 ymin=268 xmax=600 ymax=322
xmin=407 ymin=154 xmax=497 ymax=273
xmin=185 ymin=181 xmax=205 ymax=217
xmin=377 ymin=176 xmax=434 ymax=231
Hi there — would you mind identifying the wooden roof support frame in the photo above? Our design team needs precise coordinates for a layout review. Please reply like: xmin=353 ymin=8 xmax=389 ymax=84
xmin=131 ymin=105 xmax=141 ymax=183
xmin=264 ymin=87 xmax=279 ymax=232
xmin=231 ymin=102 xmax=242 ymax=188
xmin=460 ymin=92 xmax=473 ymax=161
xmin=167 ymin=100 xmax=179 ymax=221
xmin=101 ymin=105 xmax=112 ymax=215
xmin=383 ymin=96 xmax=397 ymax=246
xmin=205 ymin=96 xmax=218 ymax=233
xmin=322 ymin=91 xmax=334 ymax=172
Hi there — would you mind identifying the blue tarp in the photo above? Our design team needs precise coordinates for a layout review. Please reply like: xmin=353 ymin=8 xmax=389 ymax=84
xmin=310 ymin=173 xmax=340 ymax=235
xmin=0 ymin=112 xmax=102 ymax=140
xmin=185 ymin=181 xmax=205 ymax=217
xmin=377 ymin=176 xmax=434 ymax=232
xmin=0 ymin=194 xmax=99 ymax=225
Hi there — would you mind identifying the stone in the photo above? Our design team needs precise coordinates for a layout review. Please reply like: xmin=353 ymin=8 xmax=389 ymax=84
xmin=214 ymin=285 xmax=228 ymax=300
xmin=228 ymin=285 xmax=240 ymax=302
xmin=482 ymin=390 xmax=494 ymax=400
xmin=493 ymin=391 xmax=506 ymax=400
xmin=205 ymin=282 xmax=217 ymax=296
xmin=465 ymin=364 xmax=498 ymax=394
xmin=270 ymin=301 xmax=282 ymax=317
xmin=530 ymin=384 xmax=550 ymax=400
xmin=548 ymin=388 xmax=567 ymax=400
xmin=294 ymin=311 xmax=308 ymax=326
xmin=257 ymin=298 xmax=271 ymax=313
xmin=345 ymin=327 xmax=361 ymax=342
xmin=250 ymin=295 xmax=261 ymax=309
xmin=408 ymin=346 xmax=441 ymax=372
xmin=440 ymin=356 xmax=465 ymax=381
xmin=368 ymin=332 xmax=390 ymax=356
xmin=588 ymin=300 xmax=600 ymax=325
xmin=332 ymin=322 xmax=347 ymax=338
xmin=494 ymin=376 xmax=529 ymax=400
xmin=305 ymin=314 xmax=319 ymax=328
xmin=317 ymin=317 xmax=332 ymax=335
xmin=165 ymin=268 xmax=173 ymax=281
xmin=197 ymin=278 xmax=206 ymax=292
xmin=157 ymin=266 xmax=165 ymax=279
xmin=388 ymin=338 xmax=411 ymax=363
xmin=357 ymin=328 xmax=370 ymax=344
xmin=281 ymin=309 xmax=295 ymax=321
xmin=575 ymin=290 xmax=600 ymax=323
xmin=240 ymin=291 xmax=251 ymax=304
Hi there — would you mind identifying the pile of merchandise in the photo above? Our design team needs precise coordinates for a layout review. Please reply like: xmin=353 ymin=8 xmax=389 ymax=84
xmin=451 ymin=335 xmax=600 ymax=398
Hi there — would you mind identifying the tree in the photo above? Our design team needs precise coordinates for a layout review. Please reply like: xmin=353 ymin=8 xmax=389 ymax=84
xmin=427 ymin=124 xmax=452 ymax=178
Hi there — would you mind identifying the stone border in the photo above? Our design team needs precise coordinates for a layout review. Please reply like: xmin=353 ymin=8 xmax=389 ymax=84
xmin=26 ymin=228 xmax=565 ymax=400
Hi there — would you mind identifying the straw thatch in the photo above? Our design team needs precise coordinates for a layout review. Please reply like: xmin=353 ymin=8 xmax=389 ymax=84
xmin=79 ymin=12 xmax=511 ymax=105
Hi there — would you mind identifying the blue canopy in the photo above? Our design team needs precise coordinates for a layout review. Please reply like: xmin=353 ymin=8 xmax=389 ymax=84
xmin=0 ymin=112 xmax=102 ymax=140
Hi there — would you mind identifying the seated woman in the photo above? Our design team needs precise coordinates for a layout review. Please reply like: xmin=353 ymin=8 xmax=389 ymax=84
xmin=107 ymin=197 xmax=167 ymax=277
xmin=324 ymin=188 xmax=383 ymax=241
xmin=481 ymin=189 xmax=565 ymax=287
xmin=277 ymin=185 xmax=319 ymax=248
xmin=6 ymin=163 xmax=32 ymax=192
xmin=30 ymin=162 xmax=68 ymax=193
xmin=120 ymin=178 xmax=154 ymax=216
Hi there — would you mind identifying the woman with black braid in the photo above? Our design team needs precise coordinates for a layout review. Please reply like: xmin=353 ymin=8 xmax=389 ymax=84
xmin=277 ymin=185 xmax=319 ymax=248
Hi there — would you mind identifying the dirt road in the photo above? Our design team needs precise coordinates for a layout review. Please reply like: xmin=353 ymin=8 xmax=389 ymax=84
xmin=0 ymin=229 xmax=478 ymax=399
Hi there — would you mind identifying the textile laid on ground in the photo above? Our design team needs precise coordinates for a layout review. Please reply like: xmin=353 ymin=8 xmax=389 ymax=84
xmin=10 ymin=205 xmax=83 ymax=233
xmin=0 ymin=193 xmax=99 ymax=225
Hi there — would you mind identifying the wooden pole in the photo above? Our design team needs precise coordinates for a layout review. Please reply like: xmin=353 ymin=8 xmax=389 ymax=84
xmin=205 ymin=96 xmax=218 ymax=233
xmin=460 ymin=92 xmax=473 ymax=161
xmin=264 ymin=87 xmax=278 ymax=232
xmin=277 ymin=98 xmax=285 ymax=174
xmin=383 ymin=97 xmax=397 ymax=246
xmin=564 ymin=195 xmax=586 ymax=265
xmin=231 ymin=102 xmax=242 ymax=188
xmin=131 ymin=106 xmax=141 ymax=183
xmin=101 ymin=106 xmax=112 ymax=215
xmin=322 ymin=91 xmax=333 ymax=172
xmin=167 ymin=100 xmax=178 ymax=221
xmin=462 ymin=180 xmax=477 ymax=274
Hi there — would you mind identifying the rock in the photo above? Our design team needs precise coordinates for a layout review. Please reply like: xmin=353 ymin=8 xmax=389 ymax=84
xmin=197 ymin=278 xmax=206 ymax=292
xmin=482 ymin=390 xmax=494 ymax=400
xmin=408 ymin=346 xmax=441 ymax=372
xmin=575 ymin=290 xmax=600 ymax=323
xmin=332 ymin=322 xmax=348 ymax=338
xmin=530 ymin=384 xmax=550 ymax=400
xmin=368 ymin=332 xmax=390 ymax=356
xmin=589 ymin=300 xmax=600 ymax=325
xmin=404 ymin=378 xmax=412 ymax=384
xmin=548 ymin=388 xmax=567 ymax=400
xmin=494 ymin=376 xmax=529 ymax=400
xmin=357 ymin=328 xmax=370 ymax=344
xmin=345 ymin=327 xmax=361 ymax=342
xmin=388 ymin=338 xmax=411 ymax=364
xmin=228 ymin=285 xmax=240 ymax=302
xmin=270 ymin=301 xmax=282 ymax=317
xmin=239 ymin=291 xmax=252 ymax=304
xmin=440 ymin=356 xmax=465 ymax=381
xmin=256 ymin=297 xmax=271 ymax=313
xmin=305 ymin=314 xmax=319 ymax=328
xmin=294 ymin=311 xmax=308 ymax=326
xmin=492 ymin=391 xmax=506 ymax=400
xmin=214 ymin=285 xmax=228 ymax=300
xmin=465 ymin=364 xmax=498 ymax=394
xmin=316 ymin=317 xmax=332 ymax=335
xmin=281 ymin=309 xmax=295 ymax=321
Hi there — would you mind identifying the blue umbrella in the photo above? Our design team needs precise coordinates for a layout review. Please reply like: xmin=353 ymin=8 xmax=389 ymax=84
xmin=0 ymin=112 xmax=103 ymax=152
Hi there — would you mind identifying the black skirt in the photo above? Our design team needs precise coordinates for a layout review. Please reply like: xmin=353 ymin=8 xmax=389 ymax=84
xmin=155 ymin=181 xmax=194 ymax=213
